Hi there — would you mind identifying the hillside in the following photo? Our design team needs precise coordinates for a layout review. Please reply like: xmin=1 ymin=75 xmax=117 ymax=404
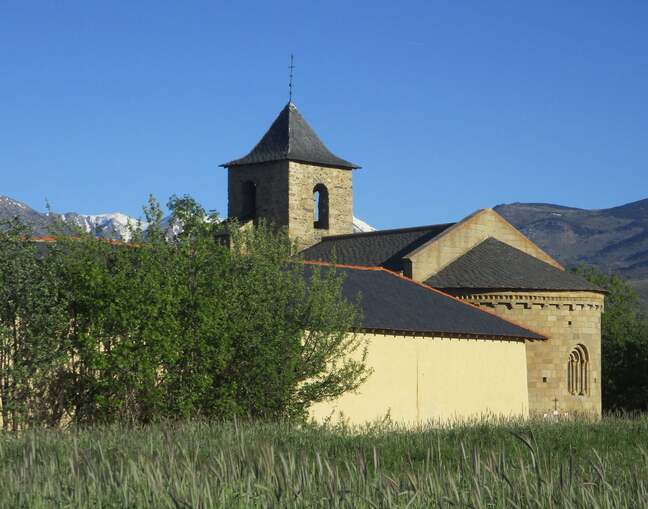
xmin=495 ymin=198 xmax=648 ymax=303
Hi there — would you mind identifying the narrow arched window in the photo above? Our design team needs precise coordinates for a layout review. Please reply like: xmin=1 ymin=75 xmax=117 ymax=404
xmin=313 ymin=184 xmax=329 ymax=230
xmin=567 ymin=344 xmax=589 ymax=396
xmin=241 ymin=181 xmax=257 ymax=220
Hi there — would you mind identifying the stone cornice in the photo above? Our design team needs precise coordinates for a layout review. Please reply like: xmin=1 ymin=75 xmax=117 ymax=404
xmin=454 ymin=291 xmax=604 ymax=311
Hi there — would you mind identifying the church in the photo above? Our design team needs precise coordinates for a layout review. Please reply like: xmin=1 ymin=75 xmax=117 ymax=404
xmin=221 ymin=101 xmax=605 ymax=424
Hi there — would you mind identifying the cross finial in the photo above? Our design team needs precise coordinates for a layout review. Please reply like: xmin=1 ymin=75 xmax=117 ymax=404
xmin=288 ymin=54 xmax=295 ymax=102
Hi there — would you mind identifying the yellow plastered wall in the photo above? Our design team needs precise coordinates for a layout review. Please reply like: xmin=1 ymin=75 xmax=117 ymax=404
xmin=405 ymin=209 xmax=562 ymax=282
xmin=309 ymin=332 xmax=529 ymax=425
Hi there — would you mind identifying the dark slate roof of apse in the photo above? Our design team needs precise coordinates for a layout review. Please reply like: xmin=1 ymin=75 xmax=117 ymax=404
xmin=425 ymin=238 xmax=604 ymax=292
xmin=301 ymin=223 xmax=455 ymax=272
xmin=304 ymin=263 xmax=545 ymax=340
xmin=221 ymin=102 xmax=360 ymax=170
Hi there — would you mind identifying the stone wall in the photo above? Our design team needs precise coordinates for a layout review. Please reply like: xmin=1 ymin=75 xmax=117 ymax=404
xmin=227 ymin=161 xmax=290 ymax=226
xmin=227 ymin=161 xmax=353 ymax=249
xmin=287 ymin=161 xmax=353 ymax=249
xmin=405 ymin=209 xmax=562 ymax=282
xmin=447 ymin=290 xmax=604 ymax=416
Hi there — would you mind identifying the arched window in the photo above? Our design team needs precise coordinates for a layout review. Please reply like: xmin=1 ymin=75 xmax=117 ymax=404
xmin=313 ymin=184 xmax=329 ymax=230
xmin=241 ymin=181 xmax=257 ymax=220
xmin=567 ymin=344 xmax=589 ymax=396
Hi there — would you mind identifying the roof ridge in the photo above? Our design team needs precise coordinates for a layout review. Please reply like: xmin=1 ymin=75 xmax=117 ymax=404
xmin=286 ymin=101 xmax=294 ymax=157
xmin=487 ymin=209 xmax=564 ymax=270
xmin=319 ymin=222 xmax=455 ymax=242
xmin=302 ymin=260 xmax=383 ymax=271
xmin=27 ymin=236 xmax=131 ymax=246
xmin=426 ymin=236 xmax=605 ymax=293
xmin=404 ymin=208 xmax=490 ymax=260
xmin=378 ymin=267 xmax=548 ymax=340
xmin=403 ymin=208 xmax=564 ymax=272
xmin=302 ymin=260 xmax=547 ymax=340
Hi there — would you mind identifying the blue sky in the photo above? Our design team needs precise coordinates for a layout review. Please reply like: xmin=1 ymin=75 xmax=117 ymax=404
xmin=1 ymin=1 xmax=647 ymax=229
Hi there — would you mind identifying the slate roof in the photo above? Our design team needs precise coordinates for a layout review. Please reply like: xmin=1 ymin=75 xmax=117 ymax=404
xmin=425 ymin=238 xmax=604 ymax=292
xmin=221 ymin=102 xmax=360 ymax=170
xmin=304 ymin=263 xmax=544 ymax=340
xmin=301 ymin=223 xmax=454 ymax=272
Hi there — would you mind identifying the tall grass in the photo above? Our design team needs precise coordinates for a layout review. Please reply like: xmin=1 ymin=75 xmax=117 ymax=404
xmin=1 ymin=416 xmax=647 ymax=508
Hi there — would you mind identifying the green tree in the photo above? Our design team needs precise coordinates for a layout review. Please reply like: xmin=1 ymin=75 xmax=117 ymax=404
xmin=3 ymin=194 xmax=368 ymax=425
xmin=0 ymin=195 xmax=368 ymax=426
xmin=574 ymin=266 xmax=648 ymax=411
xmin=53 ymin=229 xmax=182 ymax=424
xmin=0 ymin=220 xmax=69 ymax=429
xmin=161 ymin=195 xmax=369 ymax=420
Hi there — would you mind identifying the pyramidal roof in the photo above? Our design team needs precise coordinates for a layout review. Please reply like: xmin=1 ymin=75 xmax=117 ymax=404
xmin=221 ymin=102 xmax=360 ymax=170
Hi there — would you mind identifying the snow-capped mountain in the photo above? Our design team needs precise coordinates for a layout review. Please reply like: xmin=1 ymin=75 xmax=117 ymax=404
xmin=0 ymin=195 xmax=375 ymax=239
xmin=0 ymin=196 xmax=147 ymax=240
xmin=353 ymin=217 xmax=376 ymax=233
xmin=56 ymin=212 xmax=144 ymax=241
xmin=0 ymin=196 xmax=52 ymax=233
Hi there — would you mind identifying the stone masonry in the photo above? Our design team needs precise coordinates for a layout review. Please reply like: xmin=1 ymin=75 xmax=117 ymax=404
xmin=287 ymin=161 xmax=353 ymax=248
xmin=447 ymin=290 xmax=603 ymax=415
xmin=228 ymin=161 xmax=290 ymax=227
xmin=228 ymin=161 xmax=353 ymax=249
xmin=405 ymin=209 xmax=561 ymax=282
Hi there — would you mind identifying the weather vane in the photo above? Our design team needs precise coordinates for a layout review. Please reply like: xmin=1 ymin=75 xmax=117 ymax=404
xmin=288 ymin=54 xmax=295 ymax=102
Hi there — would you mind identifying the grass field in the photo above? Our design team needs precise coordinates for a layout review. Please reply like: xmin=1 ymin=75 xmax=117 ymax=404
xmin=1 ymin=416 xmax=647 ymax=508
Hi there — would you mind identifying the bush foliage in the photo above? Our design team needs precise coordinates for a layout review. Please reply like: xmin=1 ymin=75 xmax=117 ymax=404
xmin=0 ymin=196 xmax=368 ymax=429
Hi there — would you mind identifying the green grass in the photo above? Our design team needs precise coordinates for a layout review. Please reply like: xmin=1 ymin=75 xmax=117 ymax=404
xmin=1 ymin=416 xmax=647 ymax=508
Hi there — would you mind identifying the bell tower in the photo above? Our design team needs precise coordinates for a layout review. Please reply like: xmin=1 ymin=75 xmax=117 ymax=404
xmin=221 ymin=102 xmax=360 ymax=248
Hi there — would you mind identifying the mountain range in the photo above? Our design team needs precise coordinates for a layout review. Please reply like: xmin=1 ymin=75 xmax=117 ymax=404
xmin=494 ymin=198 xmax=648 ymax=304
xmin=2 ymin=194 xmax=647 ymax=302
xmin=0 ymin=196 xmax=376 ymax=241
